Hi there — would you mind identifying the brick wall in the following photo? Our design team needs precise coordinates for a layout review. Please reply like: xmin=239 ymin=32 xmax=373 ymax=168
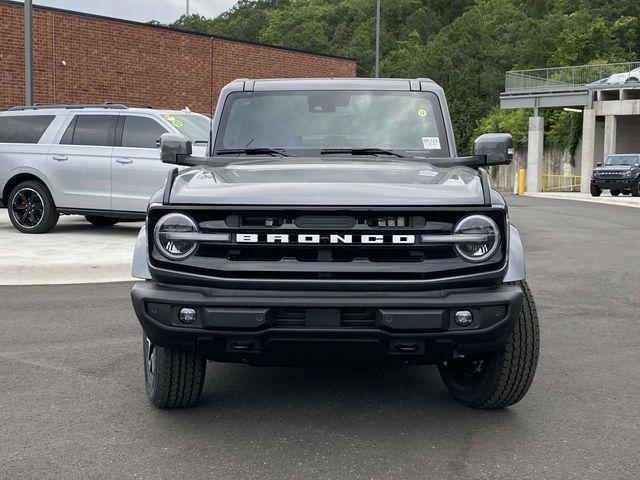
xmin=0 ymin=1 xmax=356 ymax=113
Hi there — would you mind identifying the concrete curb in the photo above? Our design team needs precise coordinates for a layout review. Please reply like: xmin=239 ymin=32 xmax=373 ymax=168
xmin=524 ymin=192 xmax=640 ymax=208
xmin=1 ymin=210 xmax=141 ymax=286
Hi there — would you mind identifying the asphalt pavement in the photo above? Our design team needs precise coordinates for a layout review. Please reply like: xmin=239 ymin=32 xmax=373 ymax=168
xmin=1 ymin=194 xmax=639 ymax=479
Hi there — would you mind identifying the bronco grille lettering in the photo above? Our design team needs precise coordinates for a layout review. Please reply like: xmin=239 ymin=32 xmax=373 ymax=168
xmin=234 ymin=233 xmax=416 ymax=245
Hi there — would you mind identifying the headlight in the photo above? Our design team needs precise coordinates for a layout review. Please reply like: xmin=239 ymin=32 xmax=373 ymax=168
xmin=454 ymin=215 xmax=500 ymax=263
xmin=154 ymin=213 xmax=199 ymax=260
xmin=624 ymin=170 xmax=632 ymax=177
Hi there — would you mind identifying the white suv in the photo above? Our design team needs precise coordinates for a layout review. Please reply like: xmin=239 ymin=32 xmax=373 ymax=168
xmin=0 ymin=104 xmax=209 ymax=233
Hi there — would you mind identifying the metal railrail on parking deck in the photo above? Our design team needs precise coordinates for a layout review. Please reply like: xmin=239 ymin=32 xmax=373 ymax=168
xmin=542 ymin=174 xmax=581 ymax=192
xmin=505 ymin=61 xmax=640 ymax=92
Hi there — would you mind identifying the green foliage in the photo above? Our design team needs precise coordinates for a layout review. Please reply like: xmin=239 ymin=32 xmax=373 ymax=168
xmin=472 ymin=108 xmax=531 ymax=148
xmin=161 ymin=0 xmax=639 ymax=154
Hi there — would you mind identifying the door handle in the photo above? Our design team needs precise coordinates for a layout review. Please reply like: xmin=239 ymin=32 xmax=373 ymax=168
xmin=52 ymin=155 xmax=68 ymax=161
xmin=116 ymin=158 xmax=133 ymax=164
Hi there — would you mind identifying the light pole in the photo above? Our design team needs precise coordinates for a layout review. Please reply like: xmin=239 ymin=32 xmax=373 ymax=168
xmin=186 ymin=0 xmax=190 ymax=16
xmin=24 ymin=0 xmax=33 ymax=105
xmin=375 ymin=0 xmax=380 ymax=78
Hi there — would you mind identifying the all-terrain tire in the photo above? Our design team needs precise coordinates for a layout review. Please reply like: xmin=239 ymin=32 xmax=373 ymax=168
xmin=631 ymin=181 xmax=640 ymax=197
xmin=438 ymin=280 xmax=540 ymax=409
xmin=8 ymin=180 xmax=59 ymax=233
xmin=84 ymin=215 xmax=119 ymax=227
xmin=590 ymin=183 xmax=601 ymax=197
xmin=143 ymin=334 xmax=206 ymax=408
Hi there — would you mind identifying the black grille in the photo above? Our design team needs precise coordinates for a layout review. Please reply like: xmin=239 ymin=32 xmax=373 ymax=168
xmin=148 ymin=207 xmax=507 ymax=284
xmin=271 ymin=307 xmax=376 ymax=328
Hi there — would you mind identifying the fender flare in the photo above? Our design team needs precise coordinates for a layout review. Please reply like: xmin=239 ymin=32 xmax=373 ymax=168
xmin=1 ymin=167 xmax=54 ymax=203
xmin=504 ymin=224 xmax=526 ymax=282
xmin=132 ymin=226 xmax=151 ymax=280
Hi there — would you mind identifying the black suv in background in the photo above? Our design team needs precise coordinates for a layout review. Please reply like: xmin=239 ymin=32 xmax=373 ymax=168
xmin=591 ymin=154 xmax=640 ymax=197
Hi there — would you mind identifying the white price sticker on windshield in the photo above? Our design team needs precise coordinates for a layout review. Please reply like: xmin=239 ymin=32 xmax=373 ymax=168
xmin=422 ymin=137 xmax=441 ymax=150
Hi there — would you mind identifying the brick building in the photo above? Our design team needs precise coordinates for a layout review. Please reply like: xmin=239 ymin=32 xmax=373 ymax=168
xmin=0 ymin=0 xmax=356 ymax=113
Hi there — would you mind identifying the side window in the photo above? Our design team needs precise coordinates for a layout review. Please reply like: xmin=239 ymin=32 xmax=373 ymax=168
xmin=61 ymin=115 xmax=117 ymax=146
xmin=0 ymin=115 xmax=55 ymax=143
xmin=121 ymin=116 xmax=168 ymax=149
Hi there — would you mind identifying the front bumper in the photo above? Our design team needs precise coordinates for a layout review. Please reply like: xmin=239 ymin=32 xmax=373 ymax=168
xmin=131 ymin=282 xmax=523 ymax=365
xmin=592 ymin=178 xmax=635 ymax=189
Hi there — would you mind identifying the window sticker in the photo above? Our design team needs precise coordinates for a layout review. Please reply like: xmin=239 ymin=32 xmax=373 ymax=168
xmin=417 ymin=109 xmax=428 ymax=117
xmin=418 ymin=169 xmax=438 ymax=177
xmin=163 ymin=114 xmax=176 ymax=122
xmin=422 ymin=136 xmax=441 ymax=150
xmin=172 ymin=120 xmax=183 ymax=128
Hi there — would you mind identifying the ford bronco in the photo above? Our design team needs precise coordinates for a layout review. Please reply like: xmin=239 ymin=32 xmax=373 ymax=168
xmin=131 ymin=78 xmax=539 ymax=410
xmin=590 ymin=153 xmax=640 ymax=197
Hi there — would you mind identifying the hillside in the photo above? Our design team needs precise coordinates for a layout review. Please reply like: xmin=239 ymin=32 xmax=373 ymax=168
xmin=167 ymin=0 xmax=639 ymax=153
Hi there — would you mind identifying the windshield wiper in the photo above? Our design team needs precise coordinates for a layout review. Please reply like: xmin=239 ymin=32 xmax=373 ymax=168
xmin=215 ymin=148 xmax=296 ymax=157
xmin=321 ymin=148 xmax=409 ymax=158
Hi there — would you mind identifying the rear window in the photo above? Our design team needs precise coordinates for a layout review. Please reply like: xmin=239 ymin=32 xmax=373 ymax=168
xmin=0 ymin=115 xmax=55 ymax=143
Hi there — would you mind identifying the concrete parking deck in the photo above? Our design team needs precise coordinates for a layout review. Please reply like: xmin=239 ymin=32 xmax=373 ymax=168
xmin=0 ymin=210 xmax=142 ymax=285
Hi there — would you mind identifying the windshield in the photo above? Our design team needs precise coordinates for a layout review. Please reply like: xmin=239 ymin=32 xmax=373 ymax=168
xmin=605 ymin=154 xmax=639 ymax=166
xmin=162 ymin=113 xmax=210 ymax=144
xmin=214 ymin=90 xmax=449 ymax=157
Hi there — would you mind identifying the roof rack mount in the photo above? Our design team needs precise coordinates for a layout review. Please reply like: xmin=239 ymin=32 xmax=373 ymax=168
xmin=9 ymin=103 xmax=128 ymax=111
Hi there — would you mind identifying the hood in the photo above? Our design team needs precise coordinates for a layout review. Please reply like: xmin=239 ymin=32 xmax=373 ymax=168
xmin=169 ymin=157 xmax=486 ymax=206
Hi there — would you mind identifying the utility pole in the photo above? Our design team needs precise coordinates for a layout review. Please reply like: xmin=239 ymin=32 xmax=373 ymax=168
xmin=186 ymin=0 xmax=190 ymax=16
xmin=375 ymin=0 xmax=381 ymax=78
xmin=24 ymin=0 xmax=33 ymax=105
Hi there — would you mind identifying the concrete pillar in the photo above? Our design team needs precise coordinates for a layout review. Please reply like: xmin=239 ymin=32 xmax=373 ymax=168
xmin=580 ymin=109 xmax=597 ymax=193
xmin=603 ymin=115 xmax=617 ymax=157
xmin=526 ymin=116 xmax=544 ymax=193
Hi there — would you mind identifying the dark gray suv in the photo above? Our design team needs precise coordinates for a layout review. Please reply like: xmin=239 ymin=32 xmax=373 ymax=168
xmin=131 ymin=78 xmax=539 ymax=410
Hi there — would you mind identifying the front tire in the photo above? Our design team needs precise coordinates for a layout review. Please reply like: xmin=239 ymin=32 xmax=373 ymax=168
xmin=143 ymin=334 xmax=206 ymax=408
xmin=438 ymin=281 xmax=539 ymax=409
xmin=85 ymin=215 xmax=119 ymax=227
xmin=590 ymin=183 xmax=601 ymax=197
xmin=631 ymin=182 xmax=640 ymax=197
xmin=8 ymin=180 xmax=59 ymax=233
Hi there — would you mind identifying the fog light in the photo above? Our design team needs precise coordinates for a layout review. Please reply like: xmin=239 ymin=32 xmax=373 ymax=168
xmin=454 ymin=310 xmax=473 ymax=327
xmin=178 ymin=307 xmax=197 ymax=324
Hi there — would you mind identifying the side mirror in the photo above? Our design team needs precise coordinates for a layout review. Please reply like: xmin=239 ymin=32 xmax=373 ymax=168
xmin=595 ymin=163 xmax=602 ymax=168
xmin=160 ymin=133 xmax=192 ymax=165
xmin=473 ymin=133 xmax=513 ymax=166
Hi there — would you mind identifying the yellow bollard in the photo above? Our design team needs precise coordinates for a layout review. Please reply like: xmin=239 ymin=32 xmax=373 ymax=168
xmin=518 ymin=169 xmax=526 ymax=195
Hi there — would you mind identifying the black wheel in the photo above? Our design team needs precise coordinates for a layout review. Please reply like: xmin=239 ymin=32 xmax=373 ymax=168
xmin=143 ymin=333 xmax=206 ymax=408
xmin=631 ymin=182 xmax=640 ymax=197
xmin=438 ymin=281 xmax=539 ymax=409
xmin=84 ymin=215 xmax=119 ymax=227
xmin=590 ymin=183 xmax=601 ymax=197
xmin=8 ymin=180 xmax=59 ymax=233
xmin=611 ymin=190 xmax=621 ymax=196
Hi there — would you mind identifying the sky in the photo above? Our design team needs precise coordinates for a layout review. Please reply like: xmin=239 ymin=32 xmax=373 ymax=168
xmin=29 ymin=0 xmax=237 ymax=24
